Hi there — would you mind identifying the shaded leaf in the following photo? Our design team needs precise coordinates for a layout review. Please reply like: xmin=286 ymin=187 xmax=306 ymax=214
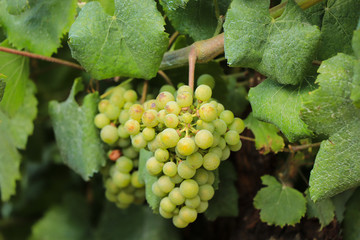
xmin=69 ymin=0 xmax=168 ymax=80
xmin=343 ymin=188 xmax=360 ymax=240
xmin=224 ymin=0 xmax=320 ymax=85
xmin=0 ymin=76 xmax=5 ymax=102
xmin=332 ymin=189 xmax=355 ymax=223
xmin=161 ymin=0 xmax=189 ymax=11
xmin=306 ymin=189 xmax=335 ymax=229
xmin=253 ymin=175 xmax=307 ymax=227
xmin=48 ymin=78 xmax=106 ymax=181
xmin=350 ymin=23 xmax=360 ymax=108
xmin=244 ymin=113 xmax=285 ymax=154
xmin=5 ymin=0 xmax=28 ymax=15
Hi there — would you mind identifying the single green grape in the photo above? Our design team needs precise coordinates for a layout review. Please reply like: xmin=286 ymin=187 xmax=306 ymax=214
xmin=157 ymin=175 xmax=175 ymax=193
xmin=209 ymin=147 xmax=223 ymax=158
xmin=180 ymin=179 xmax=199 ymax=199
xmin=170 ymin=174 xmax=183 ymax=184
xmin=163 ymin=161 xmax=177 ymax=177
xmin=225 ymin=130 xmax=240 ymax=146
xmin=197 ymin=74 xmax=215 ymax=89
xmin=203 ymin=152 xmax=220 ymax=170
xmin=172 ymin=215 xmax=188 ymax=228
xmin=115 ymin=156 xmax=133 ymax=173
xmin=193 ymin=168 xmax=209 ymax=185
xmin=198 ymin=184 xmax=215 ymax=201
xmin=117 ymin=191 xmax=134 ymax=205
xmin=159 ymin=207 xmax=173 ymax=219
xmin=159 ymin=85 xmax=176 ymax=95
xmin=152 ymin=182 xmax=167 ymax=197
xmin=169 ymin=187 xmax=185 ymax=205
xmin=211 ymin=132 xmax=221 ymax=148
xmin=176 ymin=137 xmax=196 ymax=156
xmin=105 ymin=103 xmax=120 ymax=120
xmin=110 ymin=93 xmax=125 ymax=108
xmin=176 ymin=91 xmax=193 ymax=108
xmin=117 ymin=125 xmax=130 ymax=138
xmin=105 ymin=191 xmax=117 ymax=202
xmin=179 ymin=206 xmax=197 ymax=223
xmin=156 ymin=91 xmax=175 ymax=109
xmin=165 ymin=101 xmax=181 ymax=115
xmin=160 ymin=128 xmax=180 ymax=148
xmin=229 ymin=117 xmax=245 ymax=133
xmin=94 ymin=113 xmax=110 ymax=129
xmin=221 ymin=146 xmax=231 ymax=161
xmin=112 ymin=172 xmax=131 ymax=188
xmin=124 ymin=119 xmax=140 ymax=135
xmin=213 ymin=119 xmax=227 ymax=135
xmin=101 ymin=125 xmax=119 ymax=144
xmin=218 ymin=137 xmax=226 ymax=150
xmin=141 ymin=127 xmax=155 ymax=141
xmin=143 ymin=99 xmax=158 ymax=111
xmin=196 ymin=120 xmax=215 ymax=133
xmin=229 ymin=140 xmax=242 ymax=152
xmin=98 ymin=99 xmax=110 ymax=113
xmin=154 ymin=148 xmax=169 ymax=162
xmin=180 ymin=112 xmax=193 ymax=124
xmin=195 ymin=129 xmax=214 ymax=149
xmin=105 ymin=179 xmax=119 ymax=194
xmin=146 ymin=157 xmax=164 ymax=175
xmin=195 ymin=84 xmax=212 ymax=102
xmin=196 ymin=201 xmax=209 ymax=213
xmin=118 ymin=110 xmax=130 ymax=124
xmin=142 ymin=109 xmax=158 ymax=128
xmin=111 ymin=86 xmax=126 ymax=96
xmin=177 ymin=161 xmax=196 ymax=179
xmin=157 ymin=109 xmax=167 ymax=123
xmin=164 ymin=113 xmax=179 ymax=128
xmin=128 ymin=104 xmax=144 ymax=122
xmin=177 ymin=85 xmax=193 ymax=95
xmin=122 ymin=146 xmax=138 ymax=159
xmin=216 ymin=103 xmax=225 ymax=116
xmin=131 ymin=171 xmax=144 ymax=188
xmin=160 ymin=197 xmax=176 ymax=213
xmin=124 ymin=89 xmax=137 ymax=102
xmin=207 ymin=171 xmax=215 ymax=185
xmin=185 ymin=195 xmax=201 ymax=209
xmin=131 ymin=133 xmax=147 ymax=149
xmin=220 ymin=110 xmax=234 ymax=125
xmin=199 ymin=103 xmax=217 ymax=122
xmin=186 ymin=152 xmax=203 ymax=169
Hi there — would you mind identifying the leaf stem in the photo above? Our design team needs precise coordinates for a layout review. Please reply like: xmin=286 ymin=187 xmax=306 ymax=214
xmin=0 ymin=46 xmax=84 ymax=70
xmin=140 ymin=80 xmax=149 ymax=104
xmin=288 ymin=142 xmax=321 ymax=152
xmin=239 ymin=135 xmax=256 ymax=142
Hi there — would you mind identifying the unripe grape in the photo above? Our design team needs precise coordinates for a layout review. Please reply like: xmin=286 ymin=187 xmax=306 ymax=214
xmin=105 ymin=191 xmax=117 ymax=202
xmin=143 ymin=99 xmax=158 ymax=111
xmin=186 ymin=152 xmax=203 ymax=169
xmin=218 ymin=137 xmax=226 ymax=150
xmin=170 ymin=174 xmax=183 ymax=184
xmin=180 ymin=179 xmax=199 ymax=198
xmin=197 ymin=74 xmax=215 ymax=89
xmin=117 ymin=191 xmax=134 ymax=205
xmin=131 ymin=133 xmax=147 ymax=149
xmin=124 ymin=119 xmax=140 ymax=135
xmin=177 ymin=85 xmax=193 ymax=95
xmin=146 ymin=157 xmax=164 ymax=175
xmin=197 ymin=120 xmax=215 ymax=133
xmin=177 ymin=137 xmax=196 ymax=156
xmin=221 ymin=146 xmax=231 ymax=161
xmin=179 ymin=206 xmax=197 ymax=223
xmin=163 ymin=161 xmax=177 ymax=177
xmin=195 ymin=129 xmax=213 ymax=149
xmin=154 ymin=148 xmax=169 ymax=162
xmin=110 ymin=93 xmax=125 ymax=108
xmin=203 ymin=152 xmax=220 ymax=170
xmin=176 ymin=91 xmax=193 ymax=107
xmin=142 ymin=127 xmax=155 ymax=141
xmin=113 ymin=172 xmax=131 ymax=188
xmin=101 ymin=125 xmax=119 ymax=144
xmin=105 ymin=179 xmax=119 ymax=194
xmin=193 ymin=168 xmax=209 ymax=185
xmin=185 ymin=195 xmax=201 ymax=209
xmin=180 ymin=112 xmax=193 ymax=124
xmin=164 ymin=114 xmax=179 ymax=128
xmin=117 ymin=125 xmax=130 ymax=138
xmin=94 ymin=113 xmax=110 ymax=128
xmin=131 ymin=171 xmax=144 ymax=188
xmin=156 ymin=91 xmax=175 ymax=109
xmin=118 ymin=110 xmax=130 ymax=124
xmin=165 ymin=101 xmax=181 ymax=115
xmin=225 ymin=130 xmax=240 ymax=146
xmin=199 ymin=103 xmax=217 ymax=122
xmin=148 ymin=135 xmax=165 ymax=152
xmin=178 ymin=161 xmax=196 ymax=179
xmin=105 ymin=103 xmax=120 ymax=120
xmin=207 ymin=171 xmax=215 ymax=185
xmin=229 ymin=117 xmax=245 ymax=133
xmin=209 ymin=147 xmax=223 ymax=158
xmin=124 ymin=89 xmax=137 ymax=102
xmin=211 ymin=132 xmax=221 ymax=147
xmin=169 ymin=187 xmax=185 ymax=205
xmin=160 ymin=197 xmax=176 ymax=213
xmin=152 ymin=182 xmax=166 ymax=197
xmin=172 ymin=215 xmax=188 ymax=228
xmin=124 ymin=102 xmax=133 ymax=109
xmin=159 ymin=207 xmax=173 ymax=219
xmin=229 ymin=140 xmax=242 ymax=152
xmin=128 ymin=104 xmax=144 ymax=121
xmin=220 ymin=110 xmax=234 ymax=125
xmin=160 ymin=128 xmax=179 ymax=148
xmin=122 ymin=146 xmax=138 ymax=159
xmin=116 ymin=202 xmax=129 ymax=209
xmin=159 ymin=85 xmax=176 ymax=95
xmin=213 ymin=119 xmax=227 ymax=135
xmin=98 ymin=99 xmax=110 ymax=113
xmin=216 ymin=103 xmax=225 ymax=116
xmin=196 ymin=201 xmax=209 ymax=213
xmin=198 ymin=184 xmax=215 ymax=201
xmin=115 ymin=156 xmax=133 ymax=173
xmin=195 ymin=85 xmax=212 ymax=102
xmin=142 ymin=109 xmax=158 ymax=127
xmin=157 ymin=175 xmax=175 ymax=193
xmin=157 ymin=109 xmax=166 ymax=123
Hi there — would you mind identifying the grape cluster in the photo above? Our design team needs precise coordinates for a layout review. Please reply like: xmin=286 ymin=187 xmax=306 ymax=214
xmin=94 ymin=86 xmax=145 ymax=209
xmin=123 ymin=76 xmax=244 ymax=228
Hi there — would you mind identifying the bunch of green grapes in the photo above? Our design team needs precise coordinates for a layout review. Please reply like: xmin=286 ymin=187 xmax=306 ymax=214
xmin=123 ymin=75 xmax=245 ymax=228
xmin=94 ymin=85 xmax=145 ymax=209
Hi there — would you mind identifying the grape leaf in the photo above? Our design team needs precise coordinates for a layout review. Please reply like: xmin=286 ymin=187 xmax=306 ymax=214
xmin=160 ymin=0 xmax=231 ymax=41
xmin=48 ymin=78 xmax=106 ymax=181
xmin=224 ymin=0 xmax=320 ymax=85
xmin=68 ymin=0 xmax=168 ymax=80
xmin=244 ymin=113 xmax=285 ymax=154
xmin=0 ymin=41 xmax=29 ymax=116
xmin=305 ymin=189 xmax=335 ymax=229
xmin=161 ymin=0 xmax=189 ymax=11
xmin=253 ymin=175 xmax=307 ymax=227
xmin=95 ymin=203 xmax=180 ymax=240
xmin=30 ymin=193 xmax=92 ymax=240
xmin=5 ymin=0 xmax=28 ymax=15
xmin=0 ymin=80 xmax=37 ymax=201
xmin=205 ymin=161 xmax=238 ymax=221
xmin=350 ymin=24 xmax=360 ymax=108
xmin=343 ymin=188 xmax=360 ymax=240
xmin=301 ymin=53 xmax=360 ymax=201
xmin=0 ymin=77 xmax=5 ymax=103
xmin=249 ymin=78 xmax=315 ymax=142
xmin=0 ymin=0 xmax=77 ymax=56
xmin=138 ymin=149 xmax=160 ymax=211
xmin=332 ymin=189 xmax=355 ymax=223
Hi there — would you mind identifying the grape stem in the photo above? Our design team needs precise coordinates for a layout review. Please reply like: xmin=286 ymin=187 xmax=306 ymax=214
xmin=158 ymin=70 xmax=174 ymax=86
xmin=287 ymin=142 xmax=321 ymax=152
xmin=239 ymin=135 xmax=255 ymax=142
xmin=140 ymin=80 xmax=149 ymax=104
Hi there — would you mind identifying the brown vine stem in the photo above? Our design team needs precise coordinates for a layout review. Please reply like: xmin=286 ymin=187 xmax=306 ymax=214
xmin=158 ymin=70 xmax=174 ymax=86
xmin=288 ymin=142 xmax=321 ymax=152
xmin=140 ymin=80 xmax=149 ymax=104
xmin=168 ymin=31 xmax=179 ymax=48
xmin=0 ymin=46 xmax=84 ymax=70
xmin=239 ymin=135 xmax=256 ymax=142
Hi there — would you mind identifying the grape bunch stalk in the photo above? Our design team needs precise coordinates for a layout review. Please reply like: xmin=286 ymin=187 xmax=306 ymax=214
xmin=94 ymin=86 xmax=146 ymax=209
xmin=123 ymin=75 xmax=245 ymax=228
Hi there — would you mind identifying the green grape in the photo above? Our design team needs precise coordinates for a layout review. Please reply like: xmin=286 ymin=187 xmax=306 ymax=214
xmin=170 ymin=174 xmax=183 ymax=184
xmin=229 ymin=140 xmax=242 ymax=151
xmin=101 ymin=125 xmax=119 ymax=144
xmin=193 ymin=168 xmax=209 ymax=185
xmin=117 ymin=125 xmax=130 ymax=138
xmin=110 ymin=93 xmax=125 ymax=108
xmin=169 ymin=187 xmax=185 ymax=205
xmin=216 ymin=103 xmax=225 ymax=116
xmin=105 ymin=103 xmax=120 ymax=120
xmin=131 ymin=133 xmax=147 ymax=149
xmin=178 ymin=161 xmax=196 ymax=179
xmin=105 ymin=191 xmax=117 ymax=202
xmin=163 ymin=161 xmax=177 ymax=177
xmin=115 ymin=156 xmax=133 ymax=173
xmin=122 ymin=146 xmax=138 ymax=159
xmin=118 ymin=110 xmax=130 ymax=124
xmin=229 ymin=117 xmax=245 ymax=133
xmin=203 ymin=152 xmax=220 ymax=170
xmin=176 ymin=91 xmax=193 ymax=107
xmin=157 ymin=109 xmax=167 ymax=123
xmin=154 ymin=148 xmax=169 ymax=162
xmin=113 ymin=172 xmax=131 ymax=188
xmin=134 ymin=188 xmax=145 ymax=199
xmin=177 ymin=85 xmax=193 ymax=95
xmin=196 ymin=120 xmax=215 ymax=133
xmin=105 ymin=179 xmax=119 ymax=194
xmin=112 ymin=86 xmax=126 ymax=95
xmin=185 ymin=195 xmax=201 ymax=209
xmin=116 ymin=202 xmax=129 ymax=209
xmin=142 ymin=127 xmax=155 ymax=141
xmin=117 ymin=191 xmax=135 ymax=205
xmin=159 ymin=207 xmax=174 ymax=219
xmin=220 ymin=110 xmax=234 ymax=125
xmin=180 ymin=179 xmax=199 ymax=199
xmin=221 ymin=146 xmax=231 ymax=161
xmin=211 ymin=132 xmax=221 ymax=148
xmin=172 ymin=215 xmax=188 ymax=228
xmin=143 ymin=99 xmax=158 ymax=111
xmin=142 ymin=109 xmax=158 ymax=128
xmin=180 ymin=112 xmax=193 ymax=124
xmin=196 ymin=201 xmax=209 ymax=213
xmin=94 ymin=113 xmax=110 ymax=129
xmin=207 ymin=171 xmax=215 ymax=185
xmin=98 ymin=99 xmax=110 ymax=113
xmin=124 ymin=119 xmax=140 ymax=135
xmin=160 ymin=197 xmax=176 ymax=213
xmin=186 ymin=152 xmax=203 ymax=169
xmin=164 ymin=113 xmax=179 ymax=128
xmin=152 ymin=182 xmax=166 ymax=197
xmin=225 ymin=130 xmax=240 ymax=145
xmin=175 ymin=147 xmax=186 ymax=159
xmin=160 ymin=128 xmax=180 ymax=148
xmin=209 ymin=147 xmax=223 ymax=158
xmin=198 ymin=184 xmax=215 ymax=201
xmin=124 ymin=89 xmax=137 ymax=102
xmin=165 ymin=101 xmax=181 ymax=115
xmin=195 ymin=84 xmax=212 ymax=102
xmin=148 ymin=135 xmax=165 ymax=152
xmin=213 ymin=119 xmax=227 ymax=135
xmin=195 ymin=129 xmax=214 ymax=149
xmin=179 ymin=206 xmax=197 ymax=223
xmin=159 ymin=85 xmax=176 ymax=95
xmin=176 ymin=137 xmax=196 ymax=156
xmin=131 ymin=171 xmax=144 ymax=188
xmin=197 ymin=74 xmax=215 ymax=89
xmin=146 ymin=157 xmax=164 ymax=175
xmin=129 ymin=104 xmax=144 ymax=122
xmin=199 ymin=103 xmax=217 ymax=122
xmin=124 ymin=102 xmax=133 ymax=109
xmin=156 ymin=91 xmax=175 ymax=109
xmin=157 ymin=175 xmax=175 ymax=193
xmin=218 ymin=137 xmax=226 ymax=150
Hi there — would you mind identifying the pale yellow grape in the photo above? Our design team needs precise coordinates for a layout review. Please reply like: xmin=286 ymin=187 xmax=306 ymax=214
xmin=160 ymin=197 xmax=176 ymax=212
xmin=154 ymin=148 xmax=169 ymax=162
xmin=196 ymin=201 xmax=209 ymax=213
xmin=152 ymin=182 xmax=167 ymax=197
xmin=129 ymin=104 xmax=144 ymax=121
xmin=163 ymin=161 xmax=177 ymax=177
xmin=172 ymin=215 xmax=188 ymax=228
xmin=164 ymin=113 xmax=179 ymax=128
xmin=185 ymin=195 xmax=201 ymax=208
xmin=118 ymin=110 xmax=130 ymax=124
xmin=195 ymin=129 xmax=214 ymax=149
xmin=176 ymin=137 xmax=196 ymax=156
xmin=180 ymin=179 xmax=199 ymax=198
xmin=94 ymin=113 xmax=110 ymax=128
xmin=100 ymin=125 xmax=119 ymax=144
xmin=176 ymin=91 xmax=193 ymax=107
xmin=146 ymin=157 xmax=164 ymax=175
xmin=229 ymin=117 xmax=245 ymax=133
xmin=159 ymin=207 xmax=173 ymax=219
xmin=131 ymin=171 xmax=144 ymax=188
xmin=110 ymin=93 xmax=125 ymax=108
xmin=143 ymin=99 xmax=158 ymax=110
xmin=220 ymin=110 xmax=234 ymax=125
xmin=199 ymin=103 xmax=217 ymax=122
xmin=124 ymin=89 xmax=137 ymax=102
xmin=179 ymin=206 xmax=197 ymax=223
xmin=177 ymin=85 xmax=193 ymax=95
xmin=113 ymin=172 xmax=131 ymax=188
xmin=229 ymin=141 xmax=242 ymax=151
xmin=124 ymin=119 xmax=140 ymax=135
xmin=221 ymin=146 xmax=231 ymax=161
xmin=157 ymin=109 xmax=167 ymax=123
xmin=156 ymin=91 xmax=175 ymax=109
xmin=203 ymin=152 xmax=220 ymax=170
xmin=98 ymin=99 xmax=110 ymax=113
xmin=117 ymin=191 xmax=134 ymax=204
xmin=186 ymin=152 xmax=203 ymax=169
xmin=198 ymin=184 xmax=215 ymax=201
xmin=104 ymin=103 xmax=120 ymax=120
xmin=115 ymin=156 xmax=133 ymax=173
xmin=157 ymin=175 xmax=175 ymax=193
xmin=195 ymin=84 xmax=212 ymax=102
xmin=142 ymin=127 xmax=155 ymax=141
xmin=193 ymin=168 xmax=209 ymax=185
xmin=178 ymin=161 xmax=196 ymax=179
xmin=169 ymin=187 xmax=185 ymax=205
xmin=142 ymin=109 xmax=158 ymax=127
xmin=165 ymin=101 xmax=181 ymax=115
xmin=131 ymin=133 xmax=147 ymax=149
xmin=160 ymin=128 xmax=179 ymax=148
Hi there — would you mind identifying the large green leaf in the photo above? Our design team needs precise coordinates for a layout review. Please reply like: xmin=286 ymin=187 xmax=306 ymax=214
xmin=0 ymin=41 xmax=29 ymax=116
xmin=350 ymin=24 xmax=360 ymax=108
xmin=68 ymin=0 xmax=168 ymax=80
xmin=253 ymin=175 xmax=307 ymax=227
xmin=48 ymin=79 xmax=106 ymax=181
xmin=343 ymin=188 xmax=360 ymax=240
xmin=249 ymin=78 xmax=315 ymax=142
xmin=95 ymin=203 xmax=180 ymax=240
xmin=160 ymin=0 xmax=231 ymax=41
xmin=161 ymin=0 xmax=189 ymax=11
xmin=30 ymin=194 xmax=92 ymax=240
xmin=0 ymin=80 xmax=37 ymax=201
xmin=332 ymin=189 xmax=355 ymax=223
xmin=5 ymin=0 xmax=28 ymax=15
xmin=301 ymin=53 xmax=360 ymax=201
xmin=244 ymin=113 xmax=285 ymax=154
xmin=0 ymin=0 xmax=77 ymax=56
xmin=224 ymin=0 xmax=320 ymax=85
